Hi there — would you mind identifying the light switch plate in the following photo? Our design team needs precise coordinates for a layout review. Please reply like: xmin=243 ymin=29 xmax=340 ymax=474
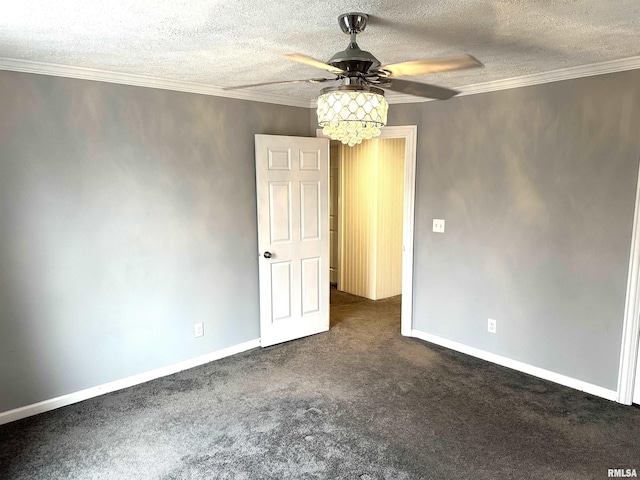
xmin=433 ymin=219 xmax=445 ymax=233
xmin=488 ymin=318 xmax=497 ymax=334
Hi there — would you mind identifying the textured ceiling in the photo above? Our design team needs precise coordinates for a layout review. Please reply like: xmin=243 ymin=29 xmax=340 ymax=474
xmin=1 ymin=0 xmax=640 ymax=102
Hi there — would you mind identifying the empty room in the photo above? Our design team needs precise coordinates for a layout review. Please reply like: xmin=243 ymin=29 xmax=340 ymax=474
xmin=1 ymin=2 xmax=640 ymax=479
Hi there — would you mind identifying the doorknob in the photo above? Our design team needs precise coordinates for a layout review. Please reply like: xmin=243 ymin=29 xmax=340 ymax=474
xmin=263 ymin=251 xmax=273 ymax=259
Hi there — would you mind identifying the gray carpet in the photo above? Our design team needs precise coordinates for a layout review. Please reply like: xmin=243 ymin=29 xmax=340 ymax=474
xmin=1 ymin=290 xmax=639 ymax=479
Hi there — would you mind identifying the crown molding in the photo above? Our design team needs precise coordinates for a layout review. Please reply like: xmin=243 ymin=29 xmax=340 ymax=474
xmin=1 ymin=55 xmax=640 ymax=109
xmin=385 ymin=55 xmax=640 ymax=105
xmin=0 ymin=57 xmax=310 ymax=108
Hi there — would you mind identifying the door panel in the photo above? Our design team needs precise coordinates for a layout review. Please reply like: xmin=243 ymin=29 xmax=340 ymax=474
xmin=301 ymin=181 xmax=320 ymax=241
xmin=269 ymin=182 xmax=292 ymax=243
xmin=256 ymin=134 xmax=330 ymax=347
xmin=300 ymin=150 xmax=321 ymax=170
xmin=301 ymin=257 xmax=321 ymax=315
xmin=270 ymin=261 xmax=292 ymax=321
xmin=268 ymin=148 xmax=291 ymax=170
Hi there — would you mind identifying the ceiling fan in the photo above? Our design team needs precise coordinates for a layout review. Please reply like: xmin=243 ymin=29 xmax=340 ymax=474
xmin=224 ymin=12 xmax=483 ymax=100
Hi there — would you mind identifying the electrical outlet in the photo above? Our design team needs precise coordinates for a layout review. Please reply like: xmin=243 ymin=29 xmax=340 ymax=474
xmin=487 ymin=318 xmax=497 ymax=334
xmin=433 ymin=219 xmax=445 ymax=233
xmin=194 ymin=322 xmax=204 ymax=338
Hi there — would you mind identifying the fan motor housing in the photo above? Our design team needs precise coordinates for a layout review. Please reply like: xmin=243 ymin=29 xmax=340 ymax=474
xmin=328 ymin=44 xmax=381 ymax=73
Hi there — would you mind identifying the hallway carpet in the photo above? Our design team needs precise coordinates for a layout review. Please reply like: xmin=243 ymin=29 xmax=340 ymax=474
xmin=1 ymin=291 xmax=638 ymax=479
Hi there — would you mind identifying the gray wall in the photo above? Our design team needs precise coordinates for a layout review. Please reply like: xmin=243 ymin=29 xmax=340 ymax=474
xmin=313 ymin=71 xmax=640 ymax=390
xmin=2 ymin=67 xmax=639 ymax=414
xmin=0 ymin=71 xmax=311 ymax=412
xmin=390 ymin=70 xmax=640 ymax=390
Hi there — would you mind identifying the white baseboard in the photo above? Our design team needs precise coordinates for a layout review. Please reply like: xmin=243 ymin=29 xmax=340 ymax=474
xmin=411 ymin=329 xmax=618 ymax=402
xmin=0 ymin=339 xmax=260 ymax=426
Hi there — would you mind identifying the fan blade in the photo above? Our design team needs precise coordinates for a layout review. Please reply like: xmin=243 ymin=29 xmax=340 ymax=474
xmin=223 ymin=78 xmax=338 ymax=90
xmin=381 ymin=54 xmax=483 ymax=77
xmin=284 ymin=53 xmax=346 ymax=74
xmin=382 ymin=78 xmax=459 ymax=100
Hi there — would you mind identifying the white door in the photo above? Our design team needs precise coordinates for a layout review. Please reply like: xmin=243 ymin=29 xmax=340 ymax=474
xmin=255 ymin=134 xmax=330 ymax=347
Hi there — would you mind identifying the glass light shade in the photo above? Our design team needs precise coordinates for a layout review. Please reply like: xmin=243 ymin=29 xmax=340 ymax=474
xmin=317 ymin=89 xmax=388 ymax=147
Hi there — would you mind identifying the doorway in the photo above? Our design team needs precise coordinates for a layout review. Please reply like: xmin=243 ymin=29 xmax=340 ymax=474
xmin=334 ymin=137 xmax=405 ymax=299
xmin=319 ymin=125 xmax=417 ymax=336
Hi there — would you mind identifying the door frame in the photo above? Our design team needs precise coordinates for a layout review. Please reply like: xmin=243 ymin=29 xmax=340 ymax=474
xmin=617 ymin=160 xmax=640 ymax=404
xmin=317 ymin=125 xmax=418 ymax=336
xmin=329 ymin=142 xmax=341 ymax=289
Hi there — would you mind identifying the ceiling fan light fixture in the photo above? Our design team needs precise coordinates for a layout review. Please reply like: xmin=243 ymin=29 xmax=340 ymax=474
xmin=317 ymin=86 xmax=388 ymax=147
xmin=231 ymin=13 xmax=482 ymax=129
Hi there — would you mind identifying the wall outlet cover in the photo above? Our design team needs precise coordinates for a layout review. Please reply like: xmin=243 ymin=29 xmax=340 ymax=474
xmin=194 ymin=322 xmax=204 ymax=338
